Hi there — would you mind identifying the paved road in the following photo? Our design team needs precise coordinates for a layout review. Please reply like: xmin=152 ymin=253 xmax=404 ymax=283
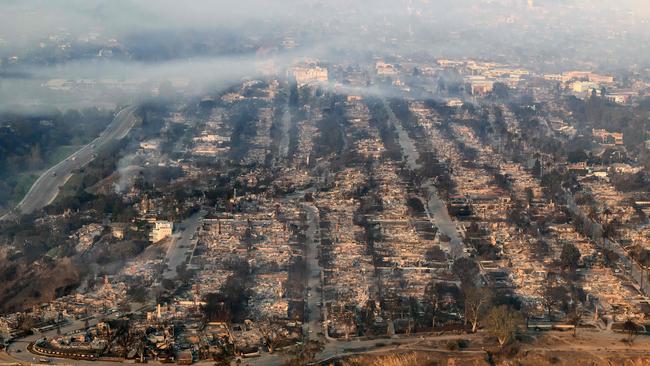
xmin=422 ymin=179 xmax=465 ymax=259
xmin=4 ymin=313 xmax=121 ymax=366
xmin=1 ymin=220 xmax=191 ymax=366
xmin=383 ymin=99 xmax=464 ymax=258
xmin=162 ymin=211 xmax=204 ymax=280
xmin=3 ymin=106 xmax=139 ymax=219
xmin=278 ymin=105 xmax=291 ymax=160
xmin=302 ymin=204 xmax=323 ymax=340
xmin=243 ymin=332 xmax=483 ymax=366
xmin=564 ymin=191 xmax=650 ymax=297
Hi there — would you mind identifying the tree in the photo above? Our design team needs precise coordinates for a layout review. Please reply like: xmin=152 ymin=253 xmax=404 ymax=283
xmin=623 ymin=319 xmax=640 ymax=343
xmin=360 ymin=300 xmax=377 ymax=335
xmin=568 ymin=305 xmax=583 ymax=337
xmin=425 ymin=245 xmax=447 ymax=262
xmin=567 ymin=149 xmax=588 ymax=163
xmin=28 ymin=144 xmax=43 ymax=170
xmin=161 ymin=278 xmax=176 ymax=291
xmin=532 ymin=159 xmax=542 ymax=178
xmin=452 ymin=258 xmax=480 ymax=287
xmin=258 ymin=318 xmax=286 ymax=354
xmin=127 ymin=285 xmax=148 ymax=303
xmin=560 ymin=243 xmax=581 ymax=271
xmin=407 ymin=296 xmax=420 ymax=334
xmin=525 ymin=187 xmax=535 ymax=205
xmin=492 ymin=82 xmax=509 ymax=99
xmin=463 ymin=286 xmax=492 ymax=333
xmin=543 ymin=285 xmax=569 ymax=320
xmin=532 ymin=240 xmax=550 ymax=261
xmin=18 ymin=315 xmax=38 ymax=332
xmin=425 ymin=282 xmax=460 ymax=328
xmin=241 ymin=224 xmax=257 ymax=251
xmin=341 ymin=311 xmax=355 ymax=340
xmin=485 ymin=305 xmax=522 ymax=348
xmin=281 ymin=340 xmax=324 ymax=366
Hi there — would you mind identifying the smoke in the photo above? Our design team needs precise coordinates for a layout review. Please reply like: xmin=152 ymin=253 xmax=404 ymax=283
xmin=1 ymin=0 xmax=649 ymax=110
xmin=113 ymin=153 xmax=141 ymax=194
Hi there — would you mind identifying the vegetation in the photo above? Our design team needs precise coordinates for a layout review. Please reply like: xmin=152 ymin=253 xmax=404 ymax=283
xmin=0 ymin=107 xmax=113 ymax=209
xmin=560 ymin=243 xmax=581 ymax=272
xmin=452 ymin=257 xmax=480 ymax=287
xmin=485 ymin=305 xmax=523 ymax=348
xmin=623 ymin=319 xmax=641 ymax=343
xmin=463 ymin=285 xmax=492 ymax=333
xmin=281 ymin=340 xmax=324 ymax=366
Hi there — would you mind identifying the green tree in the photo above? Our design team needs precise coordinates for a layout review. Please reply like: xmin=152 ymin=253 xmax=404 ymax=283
xmin=560 ymin=243 xmax=581 ymax=271
xmin=452 ymin=257 xmax=480 ymax=286
xmin=27 ymin=144 xmax=43 ymax=170
xmin=492 ymin=82 xmax=509 ymax=99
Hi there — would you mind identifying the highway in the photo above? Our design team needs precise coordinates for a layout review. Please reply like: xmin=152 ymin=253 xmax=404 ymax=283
xmin=3 ymin=105 xmax=139 ymax=219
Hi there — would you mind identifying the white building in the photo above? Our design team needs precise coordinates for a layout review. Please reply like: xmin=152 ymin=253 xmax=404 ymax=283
xmin=289 ymin=63 xmax=328 ymax=86
xmin=150 ymin=220 xmax=173 ymax=243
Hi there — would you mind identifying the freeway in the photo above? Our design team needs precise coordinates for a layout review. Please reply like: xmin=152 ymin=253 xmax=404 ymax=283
xmin=3 ymin=105 xmax=139 ymax=219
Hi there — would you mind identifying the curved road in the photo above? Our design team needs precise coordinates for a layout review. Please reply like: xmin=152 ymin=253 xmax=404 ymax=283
xmin=2 ymin=313 xmax=122 ymax=366
xmin=3 ymin=106 xmax=139 ymax=219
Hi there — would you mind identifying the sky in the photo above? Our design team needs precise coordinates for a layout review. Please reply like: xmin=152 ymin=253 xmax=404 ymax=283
xmin=0 ymin=0 xmax=649 ymax=110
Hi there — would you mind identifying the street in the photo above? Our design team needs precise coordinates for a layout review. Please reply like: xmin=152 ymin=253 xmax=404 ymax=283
xmin=162 ymin=211 xmax=205 ymax=280
xmin=3 ymin=105 xmax=139 ymax=219
xmin=4 ymin=313 xmax=121 ymax=366
xmin=302 ymin=203 xmax=323 ymax=340
xmin=384 ymin=99 xmax=465 ymax=258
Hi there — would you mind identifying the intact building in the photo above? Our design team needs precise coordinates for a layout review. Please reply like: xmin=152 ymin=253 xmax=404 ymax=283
xmin=150 ymin=220 xmax=173 ymax=243
xmin=289 ymin=61 xmax=328 ymax=86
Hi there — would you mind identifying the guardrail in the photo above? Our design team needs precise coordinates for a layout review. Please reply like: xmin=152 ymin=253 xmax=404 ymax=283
xmin=29 ymin=342 xmax=98 ymax=361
